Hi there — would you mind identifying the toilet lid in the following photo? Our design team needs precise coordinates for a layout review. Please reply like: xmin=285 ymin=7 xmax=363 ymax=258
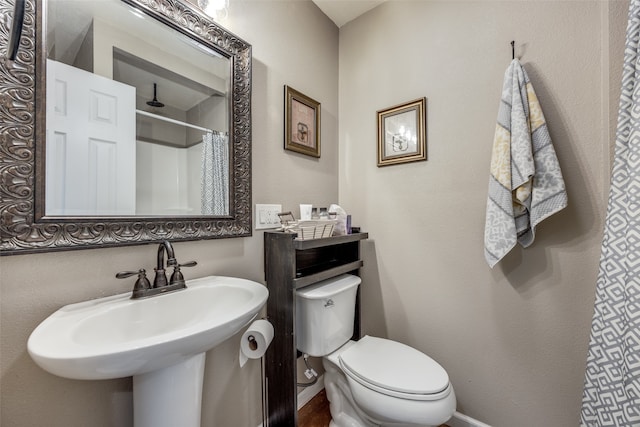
xmin=338 ymin=336 xmax=449 ymax=396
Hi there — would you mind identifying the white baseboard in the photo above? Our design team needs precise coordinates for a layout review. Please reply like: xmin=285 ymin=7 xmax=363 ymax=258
xmin=448 ymin=411 xmax=492 ymax=427
xmin=297 ymin=374 xmax=325 ymax=409
xmin=256 ymin=378 xmax=326 ymax=427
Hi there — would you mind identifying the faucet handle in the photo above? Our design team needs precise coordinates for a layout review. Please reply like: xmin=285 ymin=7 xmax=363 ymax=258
xmin=116 ymin=269 xmax=152 ymax=297
xmin=169 ymin=261 xmax=197 ymax=286
xmin=178 ymin=261 xmax=197 ymax=268
xmin=116 ymin=269 xmax=147 ymax=280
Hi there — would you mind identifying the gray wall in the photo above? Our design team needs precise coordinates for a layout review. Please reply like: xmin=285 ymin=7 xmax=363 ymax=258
xmin=0 ymin=1 xmax=630 ymax=426
xmin=0 ymin=1 xmax=338 ymax=426
xmin=338 ymin=1 xmax=627 ymax=426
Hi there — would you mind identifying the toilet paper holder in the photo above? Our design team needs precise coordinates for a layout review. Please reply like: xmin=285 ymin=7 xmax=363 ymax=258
xmin=247 ymin=335 xmax=258 ymax=351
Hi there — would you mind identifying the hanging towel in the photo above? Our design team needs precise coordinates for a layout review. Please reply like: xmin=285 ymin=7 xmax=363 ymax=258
xmin=484 ymin=59 xmax=568 ymax=268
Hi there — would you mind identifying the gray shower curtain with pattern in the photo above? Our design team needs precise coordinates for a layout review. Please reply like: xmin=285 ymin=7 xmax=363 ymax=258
xmin=201 ymin=131 xmax=229 ymax=216
xmin=580 ymin=1 xmax=640 ymax=425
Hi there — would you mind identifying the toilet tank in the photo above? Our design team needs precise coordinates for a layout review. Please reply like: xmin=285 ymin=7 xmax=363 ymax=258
xmin=296 ymin=274 xmax=361 ymax=357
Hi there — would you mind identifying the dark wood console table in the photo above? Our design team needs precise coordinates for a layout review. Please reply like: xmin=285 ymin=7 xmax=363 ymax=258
xmin=263 ymin=231 xmax=368 ymax=426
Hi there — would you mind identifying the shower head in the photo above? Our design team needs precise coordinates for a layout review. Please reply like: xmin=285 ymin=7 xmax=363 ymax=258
xmin=146 ymin=83 xmax=165 ymax=108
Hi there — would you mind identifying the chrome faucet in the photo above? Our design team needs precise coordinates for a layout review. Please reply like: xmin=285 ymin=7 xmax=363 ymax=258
xmin=116 ymin=240 xmax=197 ymax=299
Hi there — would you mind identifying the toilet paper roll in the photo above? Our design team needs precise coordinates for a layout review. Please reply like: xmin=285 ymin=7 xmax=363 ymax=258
xmin=239 ymin=319 xmax=274 ymax=367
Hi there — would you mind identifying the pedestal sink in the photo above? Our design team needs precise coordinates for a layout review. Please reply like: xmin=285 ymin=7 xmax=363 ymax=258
xmin=28 ymin=276 xmax=269 ymax=427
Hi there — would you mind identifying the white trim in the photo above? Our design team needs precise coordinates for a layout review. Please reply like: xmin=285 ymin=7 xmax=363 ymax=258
xmin=447 ymin=411 xmax=493 ymax=427
xmin=297 ymin=374 xmax=325 ymax=410
xmin=255 ymin=378 xmax=326 ymax=427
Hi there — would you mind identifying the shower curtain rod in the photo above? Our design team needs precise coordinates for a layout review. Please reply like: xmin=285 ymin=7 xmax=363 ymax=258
xmin=136 ymin=109 xmax=224 ymax=134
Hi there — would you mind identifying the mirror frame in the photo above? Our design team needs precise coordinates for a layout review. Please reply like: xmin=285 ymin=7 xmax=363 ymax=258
xmin=0 ymin=0 xmax=252 ymax=255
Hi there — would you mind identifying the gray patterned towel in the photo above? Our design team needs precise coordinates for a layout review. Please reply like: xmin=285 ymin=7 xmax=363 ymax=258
xmin=484 ymin=59 xmax=567 ymax=268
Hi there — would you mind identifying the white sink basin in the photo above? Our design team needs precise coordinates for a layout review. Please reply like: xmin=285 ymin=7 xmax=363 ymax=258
xmin=28 ymin=275 xmax=268 ymax=380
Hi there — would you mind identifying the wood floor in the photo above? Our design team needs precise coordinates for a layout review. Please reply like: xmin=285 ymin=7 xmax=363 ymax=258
xmin=298 ymin=390 xmax=450 ymax=427
xmin=298 ymin=390 xmax=332 ymax=427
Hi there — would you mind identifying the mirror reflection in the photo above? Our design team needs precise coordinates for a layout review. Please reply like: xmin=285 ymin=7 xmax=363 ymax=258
xmin=45 ymin=0 xmax=231 ymax=217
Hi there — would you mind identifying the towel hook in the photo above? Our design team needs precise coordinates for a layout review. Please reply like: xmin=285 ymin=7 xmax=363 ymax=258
xmin=511 ymin=40 xmax=515 ymax=60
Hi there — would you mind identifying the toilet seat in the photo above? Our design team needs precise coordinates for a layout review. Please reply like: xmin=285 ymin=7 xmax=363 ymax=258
xmin=338 ymin=336 xmax=451 ymax=401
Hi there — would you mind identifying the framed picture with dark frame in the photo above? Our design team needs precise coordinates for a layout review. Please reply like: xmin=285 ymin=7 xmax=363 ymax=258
xmin=284 ymin=85 xmax=321 ymax=158
xmin=377 ymin=98 xmax=427 ymax=167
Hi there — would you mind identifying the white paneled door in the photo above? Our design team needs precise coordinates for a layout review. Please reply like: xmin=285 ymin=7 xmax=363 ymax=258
xmin=46 ymin=59 xmax=136 ymax=216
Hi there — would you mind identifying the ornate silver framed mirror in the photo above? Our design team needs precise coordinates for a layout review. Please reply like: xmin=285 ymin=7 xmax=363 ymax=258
xmin=0 ymin=0 xmax=252 ymax=255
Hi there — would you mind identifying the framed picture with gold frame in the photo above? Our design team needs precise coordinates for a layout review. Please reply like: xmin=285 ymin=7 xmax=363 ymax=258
xmin=377 ymin=98 xmax=427 ymax=167
xmin=285 ymin=85 xmax=321 ymax=158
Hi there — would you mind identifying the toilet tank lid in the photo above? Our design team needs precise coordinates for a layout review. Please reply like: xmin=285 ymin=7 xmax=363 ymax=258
xmin=296 ymin=274 xmax=361 ymax=300
xmin=339 ymin=335 xmax=449 ymax=395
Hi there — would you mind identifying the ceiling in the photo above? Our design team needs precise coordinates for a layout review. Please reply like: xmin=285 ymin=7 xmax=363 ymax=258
xmin=49 ymin=0 xmax=228 ymax=113
xmin=312 ymin=0 xmax=386 ymax=28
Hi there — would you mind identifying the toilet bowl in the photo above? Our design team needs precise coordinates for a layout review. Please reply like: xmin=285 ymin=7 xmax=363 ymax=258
xmin=296 ymin=275 xmax=456 ymax=427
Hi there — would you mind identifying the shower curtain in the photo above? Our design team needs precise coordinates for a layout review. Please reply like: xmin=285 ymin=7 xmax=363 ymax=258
xmin=201 ymin=131 xmax=229 ymax=216
xmin=580 ymin=1 xmax=640 ymax=425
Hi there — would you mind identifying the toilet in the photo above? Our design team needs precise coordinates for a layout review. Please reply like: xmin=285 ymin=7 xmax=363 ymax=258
xmin=296 ymin=274 xmax=456 ymax=427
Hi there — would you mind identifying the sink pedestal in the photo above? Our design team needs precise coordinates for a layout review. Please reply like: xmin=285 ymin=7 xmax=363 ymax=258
xmin=133 ymin=353 xmax=206 ymax=427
